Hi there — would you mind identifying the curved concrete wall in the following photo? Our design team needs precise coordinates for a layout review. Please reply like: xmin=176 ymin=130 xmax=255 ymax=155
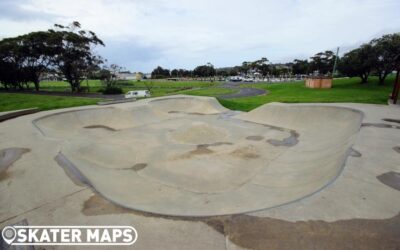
xmin=34 ymin=96 xmax=364 ymax=216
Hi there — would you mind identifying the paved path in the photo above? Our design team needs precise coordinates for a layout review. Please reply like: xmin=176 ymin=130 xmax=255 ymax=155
xmin=219 ymin=81 xmax=267 ymax=99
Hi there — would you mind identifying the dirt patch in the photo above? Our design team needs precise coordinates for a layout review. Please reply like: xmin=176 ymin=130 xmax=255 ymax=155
xmin=246 ymin=136 xmax=264 ymax=141
xmin=83 ymin=194 xmax=400 ymax=250
xmin=267 ymin=131 xmax=299 ymax=147
xmin=83 ymin=125 xmax=117 ymax=131
xmin=377 ymin=172 xmax=400 ymax=191
xmin=0 ymin=148 xmax=30 ymax=178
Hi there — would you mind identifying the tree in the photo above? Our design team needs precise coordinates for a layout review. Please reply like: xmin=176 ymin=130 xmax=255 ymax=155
xmin=309 ymin=51 xmax=336 ymax=75
xmin=151 ymin=66 xmax=170 ymax=79
xmin=370 ymin=33 xmax=400 ymax=85
xmin=193 ymin=63 xmax=216 ymax=78
xmin=253 ymin=57 xmax=269 ymax=76
xmin=292 ymin=59 xmax=310 ymax=75
xmin=18 ymin=31 xmax=56 ymax=91
xmin=50 ymin=21 xmax=104 ymax=92
xmin=339 ymin=44 xmax=375 ymax=83
xmin=171 ymin=69 xmax=179 ymax=77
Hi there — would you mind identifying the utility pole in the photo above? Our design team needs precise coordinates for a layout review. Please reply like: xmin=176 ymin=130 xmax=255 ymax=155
xmin=332 ymin=47 xmax=340 ymax=78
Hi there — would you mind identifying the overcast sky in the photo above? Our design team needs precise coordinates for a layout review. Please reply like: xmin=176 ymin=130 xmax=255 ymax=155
xmin=1 ymin=0 xmax=399 ymax=72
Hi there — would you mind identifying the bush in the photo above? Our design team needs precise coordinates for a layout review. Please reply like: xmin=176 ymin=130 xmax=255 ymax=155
xmin=102 ymin=86 xmax=123 ymax=95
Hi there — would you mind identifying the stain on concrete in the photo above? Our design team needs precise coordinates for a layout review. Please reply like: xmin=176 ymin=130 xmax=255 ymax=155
xmin=377 ymin=172 xmax=400 ymax=191
xmin=350 ymin=148 xmax=362 ymax=157
xmin=0 ymin=171 xmax=10 ymax=182
xmin=393 ymin=146 xmax=400 ymax=154
xmin=205 ymin=214 xmax=400 ymax=250
xmin=132 ymin=163 xmax=147 ymax=171
xmin=362 ymin=123 xmax=400 ymax=129
xmin=246 ymin=136 xmax=264 ymax=141
xmin=168 ymin=111 xmax=207 ymax=115
xmin=0 ymin=148 xmax=30 ymax=180
xmin=83 ymin=125 xmax=117 ymax=131
xmin=230 ymin=146 xmax=260 ymax=159
xmin=178 ymin=142 xmax=233 ymax=159
xmin=83 ymin=194 xmax=400 ymax=250
xmin=192 ymin=145 xmax=214 ymax=155
xmin=382 ymin=118 xmax=400 ymax=124
xmin=267 ymin=131 xmax=299 ymax=147
xmin=82 ymin=194 xmax=132 ymax=216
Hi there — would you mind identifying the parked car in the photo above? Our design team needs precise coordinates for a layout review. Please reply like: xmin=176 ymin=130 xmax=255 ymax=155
xmin=125 ymin=90 xmax=151 ymax=98
xmin=230 ymin=76 xmax=243 ymax=82
xmin=243 ymin=78 xmax=255 ymax=82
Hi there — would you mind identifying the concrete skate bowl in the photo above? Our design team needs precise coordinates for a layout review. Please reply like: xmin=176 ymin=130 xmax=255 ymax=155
xmin=33 ymin=96 xmax=363 ymax=216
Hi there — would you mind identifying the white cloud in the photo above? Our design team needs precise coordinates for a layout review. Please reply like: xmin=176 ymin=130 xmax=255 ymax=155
xmin=0 ymin=0 xmax=399 ymax=71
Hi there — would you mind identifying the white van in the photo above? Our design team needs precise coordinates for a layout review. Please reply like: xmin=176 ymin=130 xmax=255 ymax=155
xmin=125 ymin=90 xmax=151 ymax=98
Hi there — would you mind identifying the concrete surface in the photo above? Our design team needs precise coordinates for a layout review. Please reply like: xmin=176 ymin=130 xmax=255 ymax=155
xmin=0 ymin=95 xmax=399 ymax=249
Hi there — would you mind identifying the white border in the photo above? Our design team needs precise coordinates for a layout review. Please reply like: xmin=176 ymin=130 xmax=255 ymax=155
xmin=4 ymin=226 xmax=138 ymax=246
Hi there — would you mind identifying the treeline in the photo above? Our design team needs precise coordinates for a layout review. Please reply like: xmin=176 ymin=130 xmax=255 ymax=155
xmin=339 ymin=33 xmax=400 ymax=84
xmin=0 ymin=21 xmax=104 ymax=92
xmin=291 ymin=33 xmax=400 ymax=84
xmin=151 ymin=63 xmax=217 ymax=79
xmin=151 ymin=33 xmax=400 ymax=85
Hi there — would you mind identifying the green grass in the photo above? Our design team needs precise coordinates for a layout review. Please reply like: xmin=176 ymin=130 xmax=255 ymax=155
xmin=39 ymin=80 xmax=221 ymax=94
xmin=218 ymin=76 xmax=395 ymax=111
xmin=0 ymin=93 xmax=100 ymax=112
xmin=1 ymin=76 xmax=395 ymax=112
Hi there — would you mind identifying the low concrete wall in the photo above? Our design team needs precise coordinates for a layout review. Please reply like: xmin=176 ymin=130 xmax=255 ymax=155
xmin=305 ymin=78 xmax=332 ymax=89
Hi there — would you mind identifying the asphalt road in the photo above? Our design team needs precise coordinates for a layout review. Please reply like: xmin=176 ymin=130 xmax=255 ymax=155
xmin=218 ymin=81 xmax=267 ymax=99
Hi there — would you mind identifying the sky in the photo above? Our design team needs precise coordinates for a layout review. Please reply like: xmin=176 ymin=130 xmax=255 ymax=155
xmin=0 ymin=0 xmax=399 ymax=72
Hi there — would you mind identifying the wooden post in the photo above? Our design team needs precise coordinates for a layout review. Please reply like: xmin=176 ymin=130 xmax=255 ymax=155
xmin=392 ymin=69 xmax=400 ymax=104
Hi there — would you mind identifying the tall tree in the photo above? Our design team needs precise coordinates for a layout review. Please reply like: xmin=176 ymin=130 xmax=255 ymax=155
xmin=339 ymin=44 xmax=374 ymax=83
xmin=309 ymin=51 xmax=336 ymax=75
xmin=151 ymin=66 xmax=170 ymax=79
xmin=193 ymin=63 xmax=216 ymax=77
xmin=370 ymin=33 xmax=400 ymax=85
xmin=292 ymin=59 xmax=310 ymax=75
xmin=50 ymin=21 xmax=104 ymax=92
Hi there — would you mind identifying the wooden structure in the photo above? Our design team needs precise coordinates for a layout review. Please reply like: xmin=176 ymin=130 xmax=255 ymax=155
xmin=305 ymin=77 xmax=332 ymax=89
xmin=390 ymin=70 xmax=400 ymax=104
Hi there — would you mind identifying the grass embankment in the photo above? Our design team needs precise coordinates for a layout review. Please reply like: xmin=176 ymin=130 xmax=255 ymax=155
xmin=1 ymin=76 xmax=394 ymax=112
xmin=39 ymin=80 xmax=222 ymax=97
xmin=218 ymin=76 xmax=395 ymax=111
xmin=0 ymin=93 xmax=99 ymax=112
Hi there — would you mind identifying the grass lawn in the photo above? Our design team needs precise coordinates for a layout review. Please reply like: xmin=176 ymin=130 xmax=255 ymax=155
xmin=0 ymin=93 xmax=100 ymax=112
xmin=1 ymin=76 xmax=395 ymax=113
xmin=218 ymin=76 xmax=395 ymax=111
xmin=39 ymin=80 xmax=221 ymax=95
